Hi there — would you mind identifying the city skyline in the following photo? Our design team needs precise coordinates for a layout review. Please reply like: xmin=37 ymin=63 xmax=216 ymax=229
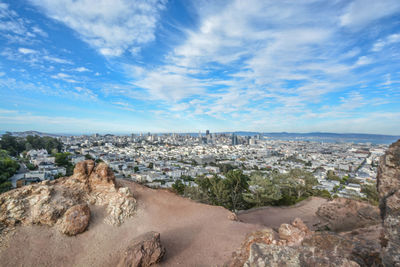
xmin=1 ymin=0 xmax=400 ymax=134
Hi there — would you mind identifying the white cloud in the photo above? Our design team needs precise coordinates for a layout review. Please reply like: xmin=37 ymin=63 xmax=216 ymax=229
xmin=29 ymin=0 xmax=166 ymax=56
xmin=74 ymin=67 xmax=90 ymax=72
xmin=354 ymin=56 xmax=372 ymax=66
xmin=134 ymin=69 xmax=205 ymax=101
xmin=51 ymin=72 xmax=78 ymax=83
xmin=31 ymin=26 xmax=48 ymax=37
xmin=18 ymin=47 xmax=37 ymax=54
xmin=372 ymin=33 xmax=400 ymax=52
xmin=0 ymin=3 xmax=48 ymax=43
xmin=74 ymin=86 xmax=97 ymax=100
xmin=43 ymin=55 xmax=72 ymax=64
xmin=340 ymin=0 xmax=400 ymax=28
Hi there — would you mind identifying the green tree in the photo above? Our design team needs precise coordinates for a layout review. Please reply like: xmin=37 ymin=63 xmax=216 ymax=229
xmin=327 ymin=170 xmax=341 ymax=181
xmin=134 ymin=166 xmax=139 ymax=173
xmin=361 ymin=183 xmax=379 ymax=205
xmin=55 ymin=152 xmax=70 ymax=167
xmin=0 ymin=133 xmax=20 ymax=156
xmin=172 ymin=179 xmax=185 ymax=195
xmin=0 ymin=150 xmax=19 ymax=193
xmin=243 ymin=173 xmax=282 ymax=206
xmin=224 ymin=170 xmax=250 ymax=211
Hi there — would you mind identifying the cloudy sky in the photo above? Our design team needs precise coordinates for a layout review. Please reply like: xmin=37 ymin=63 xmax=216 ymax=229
xmin=0 ymin=0 xmax=399 ymax=134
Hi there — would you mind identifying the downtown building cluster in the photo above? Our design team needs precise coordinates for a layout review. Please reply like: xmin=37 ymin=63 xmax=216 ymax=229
xmin=57 ymin=132 xmax=386 ymax=198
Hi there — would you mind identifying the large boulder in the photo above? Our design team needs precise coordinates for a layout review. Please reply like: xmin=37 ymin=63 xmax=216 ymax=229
xmin=278 ymin=218 xmax=312 ymax=246
xmin=377 ymin=139 xmax=400 ymax=266
xmin=117 ymin=231 xmax=165 ymax=267
xmin=60 ymin=204 xmax=91 ymax=236
xmin=244 ymin=243 xmax=360 ymax=267
xmin=0 ymin=160 xmax=136 ymax=235
xmin=316 ymin=197 xmax=380 ymax=232
xmin=230 ymin=217 xmax=380 ymax=266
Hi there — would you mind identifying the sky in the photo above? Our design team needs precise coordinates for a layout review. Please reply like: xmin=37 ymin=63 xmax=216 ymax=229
xmin=0 ymin=0 xmax=399 ymax=135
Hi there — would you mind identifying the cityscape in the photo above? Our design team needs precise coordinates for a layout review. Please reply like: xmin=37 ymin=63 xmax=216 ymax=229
xmin=8 ymin=131 xmax=389 ymax=200
xmin=1 ymin=0 xmax=400 ymax=265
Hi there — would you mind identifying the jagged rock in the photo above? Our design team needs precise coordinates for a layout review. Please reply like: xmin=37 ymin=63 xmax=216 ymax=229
xmin=244 ymin=243 xmax=360 ymax=267
xmin=0 ymin=160 xmax=136 ymax=235
xmin=228 ymin=228 xmax=276 ymax=267
xmin=60 ymin=204 xmax=90 ymax=236
xmin=316 ymin=197 xmax=380 ymax=231
xmin=278 ymin=218 xmax=312 ymax=246
xmin=230 ymin=217 xmax=379 ymax=266
xmin=228 ymin=212 xmax=238 ymax=221
xmin=377 ymin=139 xmax=400 ymax=266
xmin=117 ymin=231 xmax=165 ymax=267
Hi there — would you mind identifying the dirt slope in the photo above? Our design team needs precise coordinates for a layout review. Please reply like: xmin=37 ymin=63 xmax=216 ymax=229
xmin=0 ymin=181 xmax=262 ymax=266
xmin=237 ymin=197 xmax=327 ymax=230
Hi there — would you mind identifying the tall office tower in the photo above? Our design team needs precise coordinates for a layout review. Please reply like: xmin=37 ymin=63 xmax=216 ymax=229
xmin=206 ymin=130 xmax=210 ymax=136
xmin=232 ymin=133 xmax=238 ymax=146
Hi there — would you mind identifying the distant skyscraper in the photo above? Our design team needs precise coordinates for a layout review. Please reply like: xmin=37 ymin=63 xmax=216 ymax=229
xmin=232 ymin=133 xmax=238 ymax=146
xmin=206 ymin=130 xmax=210 ymax=136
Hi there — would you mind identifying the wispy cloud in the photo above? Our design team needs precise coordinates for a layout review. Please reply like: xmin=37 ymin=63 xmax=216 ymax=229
xmin=29 ymin=0 xmax=166 ymax=57
xmin=339 ymin=0 xmax=400 ymax=28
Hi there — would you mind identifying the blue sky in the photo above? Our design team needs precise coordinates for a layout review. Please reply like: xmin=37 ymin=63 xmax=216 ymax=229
xmin=0 ymin=0 xmax=399 ymax=134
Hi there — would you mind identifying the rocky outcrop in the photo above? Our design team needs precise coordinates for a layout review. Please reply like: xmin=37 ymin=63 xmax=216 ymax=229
xmin=244 ymin=242 xmax=359 ymax=267
xmin=117 ymin=231 xmax=165 ymax=267
xmin=230 ymin=216 xmax=382 ymax=267
xmin=278 ymin=217 xmax=312 ymax=246
xmin=0 ymin=160 xmax=136 ymax=235
xmin=229 ymin=218 xmax=314 ymax=266
xmin=316 ymin=197 xmax=380 ymax=231
xmin=377 ymin=139 xmax=400 ymax=266
xmin=60 ymin=204 xmax=90 ymax=236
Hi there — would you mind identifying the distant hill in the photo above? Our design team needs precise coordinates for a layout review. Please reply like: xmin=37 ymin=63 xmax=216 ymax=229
xmin=2 ymin=131 xmax=62 ymax=138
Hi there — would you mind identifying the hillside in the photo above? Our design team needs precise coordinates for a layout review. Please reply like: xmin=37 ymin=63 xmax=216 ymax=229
xmin=0 ymin=138 xmax=399 ymax=267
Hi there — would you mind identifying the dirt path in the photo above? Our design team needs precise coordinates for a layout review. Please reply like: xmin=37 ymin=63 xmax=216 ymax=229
xmin=237 ymin=197 xmax=327 ymax=230
xmin=0 ymin=182 xmax=327 ymax=266
xmin=0 ymin=181 xmax=261 ymax=267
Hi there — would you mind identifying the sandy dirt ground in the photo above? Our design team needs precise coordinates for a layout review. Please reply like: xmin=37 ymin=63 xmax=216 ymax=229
xmin=0 ymin=182 xmax=326 ymax=266
xmin=237 ymin=197 xmax=327 ymax=230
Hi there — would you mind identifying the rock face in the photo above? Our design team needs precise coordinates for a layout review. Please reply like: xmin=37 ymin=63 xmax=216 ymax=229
xmin=316 ymin=197 xmax=380 ymax=231
xmin=230 ymin=216 xmax=383 ymax=267
xmin=278 ymin=218 xmax=312 ymax=246
xmin=0 ymin=160 xmax=136 ymax=235
xmin=377 ymin=139 xmax=400 ymax=266
xmin=117 ymin=231 xmax=165 ymax=267
xmin=229 ymin=218 xmax=317 ymax=266
xmin=244 ymin=242 xmax=359 ymax=267
xmin=60 ymin=204 xmax=90 ymax=236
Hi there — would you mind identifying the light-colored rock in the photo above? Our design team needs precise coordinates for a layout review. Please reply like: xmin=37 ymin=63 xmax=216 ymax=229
xmin=278 ymin=218 xmax=312 ymax=246
xmin=377 ymin=139 xmax=400 ymax=266
xmin=60 ymin=204 xmax=90 ymax=236
xmin=117 ymin=231 xmax=165 ymax=267
xmin=228 ymin=212 xmax=238 ymax=221
xmin=244 ymin=243 xmax=360 ymax=267
xmin=316 ymin=197 xmax=380 ymax=232
xmin=0 ymin=160 xmax=136 ymax=235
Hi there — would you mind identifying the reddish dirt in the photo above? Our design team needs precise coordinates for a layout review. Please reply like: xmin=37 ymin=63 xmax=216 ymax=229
xmin=0 ymin=182 xmax=327 ymax=266
xmin=0 ymin=181 xmax=261 ymax=266
xmin=237 ymin=197 xmax=327 ymax=230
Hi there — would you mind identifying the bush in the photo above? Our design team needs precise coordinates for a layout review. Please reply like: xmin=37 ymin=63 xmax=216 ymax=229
xmin=172 ymin=180 xmax=185 ymax=195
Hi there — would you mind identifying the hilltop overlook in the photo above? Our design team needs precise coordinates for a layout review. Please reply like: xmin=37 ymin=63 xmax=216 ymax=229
xmin=0 ymin=139 xmax=399 ymax=266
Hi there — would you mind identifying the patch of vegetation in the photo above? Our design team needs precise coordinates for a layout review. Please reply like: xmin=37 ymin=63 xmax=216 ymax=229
xmin=172 ymin=168 xmax=321 ymax=211
xmin=361 ymin=183 xmax=379 ymax=206
xmin=0 ymin=150 xmax=19 ymax=193
xmin=0 ymin=133 xmax=62 ymax=156
xmin=55 ymin=152 xmax=74 ymax=176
